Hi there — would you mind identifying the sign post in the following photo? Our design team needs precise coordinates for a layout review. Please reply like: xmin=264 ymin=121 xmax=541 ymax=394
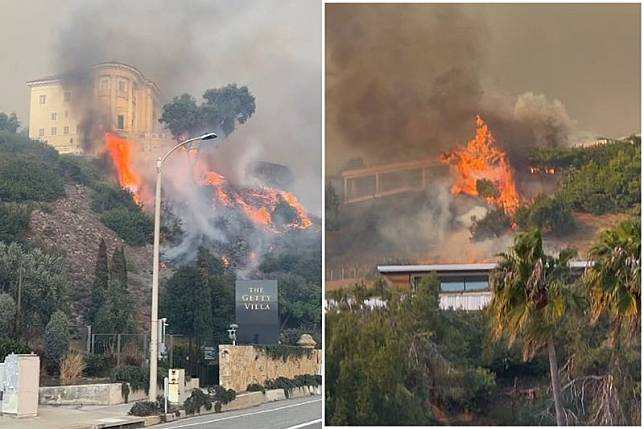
xmin=235 ymin=280 xmax=279 ymax=344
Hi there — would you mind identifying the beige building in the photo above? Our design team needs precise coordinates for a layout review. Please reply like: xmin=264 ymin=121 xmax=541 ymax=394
xmin=27 ymin=62 xmax=168 ymax=154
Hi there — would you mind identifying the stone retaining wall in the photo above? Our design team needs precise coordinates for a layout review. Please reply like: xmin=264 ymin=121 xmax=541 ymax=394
xmin=218 ymin=345 xmax=321 ymax=392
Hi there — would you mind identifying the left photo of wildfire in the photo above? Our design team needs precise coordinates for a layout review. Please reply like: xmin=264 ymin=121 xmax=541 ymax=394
xmin=0 ymin=1 xmax=322 ymax=428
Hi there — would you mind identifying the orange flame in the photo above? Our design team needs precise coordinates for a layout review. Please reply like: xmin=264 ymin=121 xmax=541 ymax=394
xmin=104 ymin=133 xmax=143 ymax=204
xmin=441 ymin=115 xmax=519 ymax=213
xmin=186 ymin=149 xmax=312 ymax=231
xmin=103 ymin=135 xmax=312 ymax=231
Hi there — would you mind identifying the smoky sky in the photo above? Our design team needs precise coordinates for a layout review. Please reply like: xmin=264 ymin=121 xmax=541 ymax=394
xmin=326 ymin=3 xmax=640 ymax=174
xmin=0 ymin=0 xmax=321 ymax=214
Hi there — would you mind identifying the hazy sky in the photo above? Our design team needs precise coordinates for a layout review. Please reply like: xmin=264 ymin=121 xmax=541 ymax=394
xmin=472 ymin=3 xmax=640 ymax=138
xmin=326 ymin=3 xmax=640 ymax=172
xmin=0 ymin=0 xmax=322 ymax=213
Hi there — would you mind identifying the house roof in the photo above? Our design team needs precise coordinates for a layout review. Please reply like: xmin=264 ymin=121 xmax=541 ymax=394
xmin=377 ymin=261 xmax=592 ymax=274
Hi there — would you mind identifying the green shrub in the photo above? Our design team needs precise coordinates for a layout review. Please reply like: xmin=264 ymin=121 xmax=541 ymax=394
xmin=246 ymin=383 xmax=265 ymax=393
xmin=0 ymin=155 xmax=65 ymax=202
xmin=58 ymin=155 xmax=103 ymax=187
xmin=83 ymin=353 xmax=115 ymax=377
xmin=90 ymin=183 xmax=139 ymax=213
xmin=0 ymin=203 xmax=32 ymax=243
xmin=184 ymin=388 xmax=212 ymax=415
xmin=101 ymin=208 xmax=153 ymax=246
xmin=0 ymin=338 xmax=31 ymax=361
xmin=111 ymin=365 xmax=149 ymax=393
xmin=208 ymin=385 xmax=236 ymax=404
xmin=44 ymin=310 xmax=69 ymax=367
xmin=470 ymin=208 xmax=512 ymax=241
xmin=128 ymin=401 xmax=160 ymax=417
xmin=255 ymin=344 xmax=314 ymax=363
xmin=516 ymin=194 xmax=575 ymax=235
xmin=0 ymin=293 xmax=16 ymax=336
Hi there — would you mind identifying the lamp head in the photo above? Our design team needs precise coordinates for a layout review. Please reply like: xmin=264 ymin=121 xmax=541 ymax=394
xmin=200 ymin=132 xmax=218 ymax=140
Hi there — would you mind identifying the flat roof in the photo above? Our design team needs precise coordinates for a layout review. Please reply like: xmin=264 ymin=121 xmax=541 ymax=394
xmin=378 ymin=261 xmax=592 ymax=274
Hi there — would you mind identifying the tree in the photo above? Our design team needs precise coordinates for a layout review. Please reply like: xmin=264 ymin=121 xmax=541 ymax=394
xmin=93 ymin=278 xmax=135 ymax=335
xmin=89 ymin=239 xmax=109 ymax=324
xmin=160 ymin=84 xmax=256 ymax=140
xmin=110 ymin=246 xmax=128 ymax=288
xmin=44 ymin=310 xmax=69 ymax=368
xmin=325 ymin=183 xmax=341 ymax=231
xmin=0 ymin=112 xmax=20 ymax=133
xmin=276 ymin=273 xmax=321 ymax=330
xmin=0 ymin=293 xmax=16 ymax=337
xmin=488 ymin=229 xmax=579 ymax=426
xmin=470 ymin=208 xmax=512 ymax=241
xmin=517 ymin=194 xmax=575 ymax=235
xmin=0 ymin=242 xmax=67 ymax=340
xmin=585 ymin=218 xmax=640 ymax=345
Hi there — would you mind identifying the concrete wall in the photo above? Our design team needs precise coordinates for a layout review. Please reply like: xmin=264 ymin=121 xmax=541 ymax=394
xmin=219 ymin=345 xmax=321 ymax=392
xmin=39 ymin=383 xmax=125 ymax=406
xmin=38 ymin=377 xmax=200 ymax=406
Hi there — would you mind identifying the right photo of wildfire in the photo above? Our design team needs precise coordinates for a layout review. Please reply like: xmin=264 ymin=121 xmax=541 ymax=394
xmin=325 ymin=3 xmax=641 ymax=427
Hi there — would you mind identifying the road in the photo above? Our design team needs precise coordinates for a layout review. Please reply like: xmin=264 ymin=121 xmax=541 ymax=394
xmin=155 ymin=396 xmax=322 ymax=429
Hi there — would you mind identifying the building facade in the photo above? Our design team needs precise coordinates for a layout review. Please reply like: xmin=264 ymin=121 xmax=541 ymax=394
xmin=378 ymin=262 xmax=591 ymax=310
xmin=27 ymin=62 xmax=168 ymax=154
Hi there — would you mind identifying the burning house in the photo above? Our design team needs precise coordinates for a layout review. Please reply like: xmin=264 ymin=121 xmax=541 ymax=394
xmin=27 ymin=62 xmax=169 ymax=154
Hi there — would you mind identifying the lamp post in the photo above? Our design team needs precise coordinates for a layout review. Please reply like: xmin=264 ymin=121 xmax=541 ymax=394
xmin=148 ymin=132 xmax=217 ymax=400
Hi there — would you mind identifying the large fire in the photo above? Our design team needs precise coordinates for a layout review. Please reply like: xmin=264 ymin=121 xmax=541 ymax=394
xmin=441 ymin=115 xmax=520 ymax=213
xmin=187 ymin=149 xmax=312 ymax=231
xmin=104 ymin=133 xmax=144 ymax=204
xmin=103 ymin=133 xmax=312 ymax=231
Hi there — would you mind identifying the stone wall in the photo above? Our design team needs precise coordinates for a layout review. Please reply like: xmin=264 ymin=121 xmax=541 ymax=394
xmin=219 ymin=345 xmax=321 ymax=392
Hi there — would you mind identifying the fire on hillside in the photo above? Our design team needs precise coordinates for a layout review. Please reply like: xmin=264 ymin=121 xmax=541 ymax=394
xmin=104 ymin=132 xmax=313 ymax=234
xmin=441 ymin=115 xmax=520 ymax=214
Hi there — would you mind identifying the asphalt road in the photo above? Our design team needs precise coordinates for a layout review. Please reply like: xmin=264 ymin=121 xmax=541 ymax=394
xmin=155 ymin=396 xmax=322 ymax=429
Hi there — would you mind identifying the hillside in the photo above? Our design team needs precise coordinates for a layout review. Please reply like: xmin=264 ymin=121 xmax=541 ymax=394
xmin=325 ymin=136 xmax=641 ymax=283
xmin=26 ymin=184 xmax=160 ymax=326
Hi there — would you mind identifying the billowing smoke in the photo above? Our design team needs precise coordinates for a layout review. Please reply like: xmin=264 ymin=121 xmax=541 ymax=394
xmin=325 ymin=4 xmax=587 ymax=267
xmin=52 ymin=0 xmax=321 ymax=271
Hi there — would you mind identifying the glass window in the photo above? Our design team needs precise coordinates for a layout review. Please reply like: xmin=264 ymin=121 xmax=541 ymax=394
xmin=63 ymin=126 xmax=69 ymax=135
xmin=118 ymin=80 xmax=127 ymax=92
xmin=100 ymin=78 xmax=109 ymax=90
xmin=440 ymin=278 xmax=465 ymax=293
xmin=465 ymin=276 xmax=489 ymax=292
xmin=51 ymin=127 xmax=56 ymax=136
xmin=39 ymin=95 xmax=46 ymax=104
xmin=51 ymin=112 xmax=57 ymax=120
xmin=117 ymin=115 xmax=125 ymax=130
xmin=38 ymin=128 xmax=44 ymax=137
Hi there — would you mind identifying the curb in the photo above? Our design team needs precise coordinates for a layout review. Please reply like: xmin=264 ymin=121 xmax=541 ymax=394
xmin=140 ymin=386 xmax=322 ymax=427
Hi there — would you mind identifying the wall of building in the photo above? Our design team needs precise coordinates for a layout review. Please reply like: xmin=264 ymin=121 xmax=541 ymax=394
xmin=27 ymin=63 xmax=166 ymax=155
xmin=219 ymin=345 xmax=322 ymax=392
xmin=28 ymin=83 xmax=81 ymax=154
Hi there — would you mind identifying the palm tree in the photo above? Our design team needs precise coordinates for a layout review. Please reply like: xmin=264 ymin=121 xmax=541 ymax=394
xmin=488 ymin=229 xmax=578 ymax=426
xmin=585 ymin=218 xmax=640 ymax=345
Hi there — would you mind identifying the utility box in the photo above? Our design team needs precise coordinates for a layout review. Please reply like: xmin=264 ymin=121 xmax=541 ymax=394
xmin=1 ymin=354 xmax=40 ymax=417
xmin=167 ymin=368 xmax=185 ymax=404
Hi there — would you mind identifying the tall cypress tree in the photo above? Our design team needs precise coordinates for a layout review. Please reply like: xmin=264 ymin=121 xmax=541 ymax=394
xmin=193 ymin=248 xmax=213 ymax=366
xmin=110 ymin=246 xmax=128 ymax=288
xmin=88 ymin=239 xmax=109 ymax=324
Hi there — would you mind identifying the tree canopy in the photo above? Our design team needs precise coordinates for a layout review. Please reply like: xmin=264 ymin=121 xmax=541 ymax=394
xmin=159 ymin=84 xmax=256 ymax=140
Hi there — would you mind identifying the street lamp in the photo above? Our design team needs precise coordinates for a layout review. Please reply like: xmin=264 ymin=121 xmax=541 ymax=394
xmin=148 ymin=132 xmax=217 ymax=400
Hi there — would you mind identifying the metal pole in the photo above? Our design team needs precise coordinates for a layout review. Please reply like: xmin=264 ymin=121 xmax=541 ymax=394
xmin=148 ymin=160 xmax=162 ymax=400
xmin=117 ymin=334 xmax=122 ymax=367
xmin=146 ymin=132 xmax=216 ymax=401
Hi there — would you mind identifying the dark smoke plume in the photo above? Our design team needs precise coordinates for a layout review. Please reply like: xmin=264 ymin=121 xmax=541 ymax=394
xmin=326 ymin=4 xmax=580 ymax=175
